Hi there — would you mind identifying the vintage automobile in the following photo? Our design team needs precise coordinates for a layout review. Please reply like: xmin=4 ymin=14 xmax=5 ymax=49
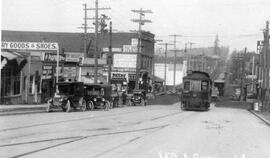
xmin=84 ymin=84 xmax=112 ymax=110
xmin=47 ymin=82 xmax=87 ymax=112
xmin=129 ymin=89 xmax=147 ymax=106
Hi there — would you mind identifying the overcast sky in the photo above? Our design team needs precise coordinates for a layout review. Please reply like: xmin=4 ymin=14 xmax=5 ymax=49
xmin=1 ymin=0 xmax=270 ymax=52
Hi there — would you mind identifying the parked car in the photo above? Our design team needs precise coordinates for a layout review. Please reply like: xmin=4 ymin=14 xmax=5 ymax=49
xmin=47 ymin=82 xmax=86 ymax=112
xmin=129 ymin=89 xmax=147 ymax=106
xmin=84 ymin=84 xmax=112 ymax=110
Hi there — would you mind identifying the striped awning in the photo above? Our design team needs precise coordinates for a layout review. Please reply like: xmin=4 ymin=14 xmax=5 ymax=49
xmin=1 ymin=51 xmax=27 ymax=69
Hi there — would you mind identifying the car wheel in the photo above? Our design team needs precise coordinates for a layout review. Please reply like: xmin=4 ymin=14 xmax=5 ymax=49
xmin=141 ymin=99 xmax=146 ymax=106
xmin=105 ymin=101 xmax=110 ymax=111
xmin=47 ymin=99 xmax=53 ymax=112
xmin=64 ymin=100 xmax=71 ymax=112
xmin=81 ymin=99 xmax=87 ymax=112
xmin=88 ymin=101 xmax=94 ymax=111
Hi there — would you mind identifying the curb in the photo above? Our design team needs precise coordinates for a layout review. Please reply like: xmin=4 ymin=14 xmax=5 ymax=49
xmin=249 ymin=110 xmax=270 ymax=126
xmin=0 ymin=110 xmax=46 ymax=116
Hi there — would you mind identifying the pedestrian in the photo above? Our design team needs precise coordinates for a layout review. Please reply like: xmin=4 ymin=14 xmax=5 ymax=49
xmin=122 ymin=91 xmax=127 ymax=105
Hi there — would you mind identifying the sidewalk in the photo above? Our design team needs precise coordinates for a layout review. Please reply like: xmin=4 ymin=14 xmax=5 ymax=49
xmin=0 ymin=104 xmax=47 ymax=116
xmin=249 ymin=110 xmax=270 ymax=126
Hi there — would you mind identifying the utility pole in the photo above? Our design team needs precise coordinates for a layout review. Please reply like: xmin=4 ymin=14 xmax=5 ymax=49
xmin=188 ymin=42 xmax=195 ymax=70
xmin=240 ymin=48 xmax=247 ymax=101
xmin=78 ymin=3 xmax=94 ymax=55
xmin=169 ymin=34 xmax=181 ymax=89
xmin=131 ymin=8 xmax=152 ymax=89
xmin=158 ymin=42 xmax=174 ymax=91
xmin=108 ymin=21 xmax=112 ymax=84
xmin=87 ymin=0 xmax=110 ymax=84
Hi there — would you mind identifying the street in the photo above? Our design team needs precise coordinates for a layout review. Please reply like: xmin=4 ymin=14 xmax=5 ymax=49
xmin=0 ymin=100 xmax=270 ymax=158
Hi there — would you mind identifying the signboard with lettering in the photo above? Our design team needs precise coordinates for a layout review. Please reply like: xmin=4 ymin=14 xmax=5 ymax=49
xmin=63 ymin=67 xmax=77 ymax=78
xmin=123 ymin=45 xmax=138 ymax=53
xmin=65 ymin=53 xmax=83 ymax=62
xmin=102 ymin=48 xmax=122 ymax=52
xmin=113 ymin=54 xmax=137 ymax=68
xmin=131 ymin=38 xmax=138 ymax=46
xmin=112 ymin=73 xmax=127 ymax=80
xmin=42 ymin=65 xmax=53 ymax=79
xmin=1 ymin=42 xmax=58 ymax=50
xmin=42 ymin=53 xmax=65 ymax=62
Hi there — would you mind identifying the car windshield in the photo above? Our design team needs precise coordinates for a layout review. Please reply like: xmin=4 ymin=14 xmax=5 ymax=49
xmin=85 ymin=87 xmax=104 ymax=96
xmin=58 ymin=84 xmax=71 ymax=95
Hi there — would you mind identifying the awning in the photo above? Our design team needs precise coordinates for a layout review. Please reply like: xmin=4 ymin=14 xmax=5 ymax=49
xmin=81 ymin=76 xmax=107 ymax=84
xmin=1 ymin=51 xmax=28 ymax=70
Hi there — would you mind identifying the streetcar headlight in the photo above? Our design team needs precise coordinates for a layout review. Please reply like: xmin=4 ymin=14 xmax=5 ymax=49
xmin=102 ymin=98 xmax=105 ymax=102
xmin=94 ymin=98 xmax=97 ymax=102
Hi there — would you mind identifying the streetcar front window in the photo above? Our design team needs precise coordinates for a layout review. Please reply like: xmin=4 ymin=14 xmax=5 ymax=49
xmin=184 ymin=81 xmax=190 ymax=90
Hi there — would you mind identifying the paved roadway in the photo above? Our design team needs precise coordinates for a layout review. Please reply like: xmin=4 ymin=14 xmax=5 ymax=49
xmin=0 ymin=102 xmax=270 ymax=158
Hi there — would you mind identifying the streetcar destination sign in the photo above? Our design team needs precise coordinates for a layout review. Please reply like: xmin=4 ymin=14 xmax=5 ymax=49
xmin=1 ymin=42 xmax=58 ymax=50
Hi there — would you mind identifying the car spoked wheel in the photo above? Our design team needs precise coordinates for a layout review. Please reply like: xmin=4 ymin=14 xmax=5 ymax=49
xmin=88 ymin=101 xmax=94 ymax=111
xmin=80 ymin=99 xmax=87 ymax=112
xmin=141 ymin=99 xmax=146 ymax=106
xmin=64 ymin=100 xmax=71 ymax=112
xmin=47 ymin=99 xmax=53 ymax=112
xmin=105 ymin=101 xmax=110 ymax=111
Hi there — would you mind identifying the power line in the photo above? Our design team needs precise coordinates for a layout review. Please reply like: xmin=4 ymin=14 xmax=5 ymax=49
xmin=169 ymin=34 xmax=181 ymax=89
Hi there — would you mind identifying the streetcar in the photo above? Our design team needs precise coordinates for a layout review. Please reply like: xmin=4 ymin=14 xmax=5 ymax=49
xmin=180 ymin=71 xmax=212 ymax=111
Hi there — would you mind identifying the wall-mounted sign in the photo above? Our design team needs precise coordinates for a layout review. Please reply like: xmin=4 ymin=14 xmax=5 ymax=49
xmin=42 ymin=53 xmax=65 ymax=62
xmin=131 ymin=38 xmax=138 ymax=46
xmin=102 ymin=48 xmax=122 ymax=52
xmin=63 ymin=67 xmax=77 ymax=78
xmin=123 ymin=45 xmax=138 ymax=53
xmin=113 ymin=54 xmax=137 ymax=68
xmin=82 ymin=58 xmax=107 ymax=65
xmin=1 ymin=42 xmax=58 ymax=50
xmin=65 ymin=53 xmax=83 ymax=62
xmin=112 ymin=73 xmax=127 ymax=80
xmin=42 ymin=65 xmax=53 ymax=79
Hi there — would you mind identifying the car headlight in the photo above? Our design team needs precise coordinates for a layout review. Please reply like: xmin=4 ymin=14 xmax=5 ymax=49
xmin=102 ymin=98 xmax=105 ymax=102
xmin=94 ymin=98 xmax=97 ymax=102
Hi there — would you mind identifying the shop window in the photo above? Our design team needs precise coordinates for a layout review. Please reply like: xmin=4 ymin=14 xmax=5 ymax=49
xmin=13 ymin=75 xmax=21 ymax=95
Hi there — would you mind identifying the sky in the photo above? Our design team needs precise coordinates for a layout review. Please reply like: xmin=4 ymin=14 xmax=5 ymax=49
xmin=1 ymin=0 xmax=270 ymax=52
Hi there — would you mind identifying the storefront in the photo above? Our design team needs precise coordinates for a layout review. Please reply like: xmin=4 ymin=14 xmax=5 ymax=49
xmin=1 ymin=41 xmax=59 ymax=104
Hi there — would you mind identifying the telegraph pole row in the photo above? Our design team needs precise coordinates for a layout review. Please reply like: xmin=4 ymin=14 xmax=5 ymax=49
xmin=169 ymin=34 xmax=181 ymax=89
xmin=131 ymin=8 xmax=152 ymax=89
xmin=87 ymin=0 xmax=110 ymax=84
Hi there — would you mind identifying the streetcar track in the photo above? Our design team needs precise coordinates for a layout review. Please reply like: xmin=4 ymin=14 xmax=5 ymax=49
xmin=9 ymin=125 xmax=169 ymax=158
xmin=2 ymin=108 xmax=197 ymax=158
xmin=0 ymin=109 xmax=150 ymax=132
xmin=0 ymin=111 xmax=182 ymax=147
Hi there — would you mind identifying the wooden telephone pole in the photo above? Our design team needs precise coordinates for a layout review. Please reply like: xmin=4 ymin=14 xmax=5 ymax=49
xmin=131 ymin=8 xmax=152 ymax=89
xmin=158 ymin=42 xmax=174 ymax=91
xmin=169 ymin=34 xmax=181 ymax=89
xmin=87 ymin=0 xmax=110 ymax=83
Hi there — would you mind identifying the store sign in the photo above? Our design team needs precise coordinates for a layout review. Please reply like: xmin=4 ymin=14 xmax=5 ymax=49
xmin=63 ymin=67 xmax=77 ymax=78
xmin=131 ymin=38 xmax=138 ymax=46
xmin=1 ymin=42 xmax=58 ymax=50
xmin=112 ymin=73 xmax=127 ymax=80
xmin=83 ymin=58 xmax=107 ymax=65
xmin=42 ymin=65 xmax=53 ymax=79
xmin=123 ymin=45 xmax=138 ymax=53
xmin=65 ymin=53 xmax=82 ymax=62
xmin=102 ymin=47 xmax=122 ymax=52
xmin=113 ymin=54 xmax=137 ymax=68
xmin=42 ymin=53 xmax=65 ymax=62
